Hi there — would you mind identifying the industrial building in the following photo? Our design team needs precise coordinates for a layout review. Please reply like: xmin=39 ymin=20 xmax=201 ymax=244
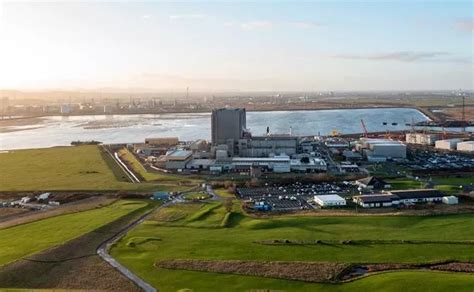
xmin=435 ymin=139 xmax=462 ymax=150
xmin=211 ymin=108 xmax=299 ymax=158
xmin=211 ymin=108 xmax=247 ymax=156
xmin=389 ymin=189 xmax=445 ymax=204
xmin=357 ymin=138 xmax=407 ymax=160
xmin=353 ymin=194 xmax=400 ymax=208
xmin=164 ymin=150 xmax=193 ymax=169
xmin=313 ymin=195 xmax=346 ymax=207
xmin=238 ymin=135 xmax=299 ymax=157
xmin=457 ymin=141 xmax=474 ymax=152
xmin=353 ymin=189 xmax=451 ymax=208
xmin=405 ymin=133 xmax=439 ymax=145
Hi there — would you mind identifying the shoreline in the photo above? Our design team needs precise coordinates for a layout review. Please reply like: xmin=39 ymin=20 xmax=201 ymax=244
xmin=0 ymin=104 xmax=436 ymax=121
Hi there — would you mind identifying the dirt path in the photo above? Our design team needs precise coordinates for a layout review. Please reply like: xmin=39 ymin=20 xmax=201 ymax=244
xmin=0 ymin=203 xmax=152 ymax=290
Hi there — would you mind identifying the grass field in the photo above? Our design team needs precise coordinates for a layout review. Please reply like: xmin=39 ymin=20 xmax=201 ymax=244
xmin=111 ymin=202 xmax=474 ymax=291
xmin=0 ymin=200 xmax=149 ymax=266
xmin=0 ymin=146 xmax=157 ymax=191
xmin=182 ymin=192 xmax=210 ymax=200
xmin=0 ymin=145 xmax=185 ymax=192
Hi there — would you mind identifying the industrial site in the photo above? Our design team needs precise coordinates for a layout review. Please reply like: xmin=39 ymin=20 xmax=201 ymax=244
xmin=1 ymin=1 xmax=473 ymax=291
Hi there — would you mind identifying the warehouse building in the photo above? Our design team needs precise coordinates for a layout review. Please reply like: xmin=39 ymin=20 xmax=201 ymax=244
xmin=238 ymin=135 xmax=299 ymax=157
xmin=314 ymin=195 xmax=346 ymax=207
xmin=457 ymin=141 xmax=474 ymax=152
xmin=229 ymin=155 xmax=291 ymax=173
xmin=357 ymin=138 xmax=406 ymax=160
xmin=406 ymin=133 xmax=439 ymax=145
xmin=353 ymin=194 xmax=400 ymax=208
xmin=389 ymin=189 xmax=444 ymax=204
xmin=435 ymin=139 xmax=462 ymax=150
xmin=165 ymin=150 xmax=193 ymax=169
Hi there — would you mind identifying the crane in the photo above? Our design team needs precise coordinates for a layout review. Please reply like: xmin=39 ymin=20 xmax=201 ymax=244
xmin=360 ymin=119 xmax=369 ymax=138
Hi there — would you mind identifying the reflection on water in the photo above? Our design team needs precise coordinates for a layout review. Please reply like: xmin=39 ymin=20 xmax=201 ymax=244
xmin=0 ymin=108 xmax=468 ymax=150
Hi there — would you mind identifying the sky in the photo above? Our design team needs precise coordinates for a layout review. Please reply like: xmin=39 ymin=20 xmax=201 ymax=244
xmin=0 ymin=1 xmax=473 ymax=92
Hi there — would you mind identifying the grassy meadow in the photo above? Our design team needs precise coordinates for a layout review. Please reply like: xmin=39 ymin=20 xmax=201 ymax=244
xmin=0 ymin=145 xmax=190 ymax=192
xmin=0 ymin=200 xmax=150 ymax=266
xmin=111 ymin=201 xmax=474 ymax=291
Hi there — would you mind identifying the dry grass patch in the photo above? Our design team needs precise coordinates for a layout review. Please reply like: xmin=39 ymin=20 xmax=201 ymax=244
xmin=155 ymin=259 xmax=348 ymax=283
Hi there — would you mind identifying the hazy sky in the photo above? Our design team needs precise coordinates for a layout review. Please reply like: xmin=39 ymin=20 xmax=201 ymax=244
xmin=0 ymin=1 xmax=473 ymax=91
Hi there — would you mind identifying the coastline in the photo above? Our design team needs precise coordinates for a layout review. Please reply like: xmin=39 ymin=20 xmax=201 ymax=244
xmin=1 ymin=104 xmax=436 ymax=121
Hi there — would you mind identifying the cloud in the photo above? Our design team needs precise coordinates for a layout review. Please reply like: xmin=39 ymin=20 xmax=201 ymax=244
xmin=224 ymin=20 xmax=321 ymax=31
xmin=240 ymin=21 xmax=274 ymax=30
xmin=455 ymin=19 xmax=474 ymax=32
xmin=332 ymin=51 xmax=471 ymax=63
xmin=169 ymin=14 xmax=206 ymax=21
xmin=288 ymin=21 xmax=321 ymax=29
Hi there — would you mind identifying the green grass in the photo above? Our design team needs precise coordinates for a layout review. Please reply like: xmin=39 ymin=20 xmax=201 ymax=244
xmin=0 ymin=145 xmax=195 ymax=192
xmin=213 ymin=188 xmax=236 ymax=198
xmin=182 ymin=192 xmax=210 ymax=200
xmin=431 ymin=177 xmax=474 ymax=186
xmin=386 ymin=178 xmax=425 ymax=190
xmin=0 ymin=146 xmax=159 ymax=191
xmin=111 ymin=202 xmax=474 ymax=291
xmin=0 ymin=200 xmax=149 ymax=266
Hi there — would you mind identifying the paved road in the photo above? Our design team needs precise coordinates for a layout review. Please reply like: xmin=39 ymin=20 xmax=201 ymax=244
xmin=97 ymin=204 xmax=167 ymax=292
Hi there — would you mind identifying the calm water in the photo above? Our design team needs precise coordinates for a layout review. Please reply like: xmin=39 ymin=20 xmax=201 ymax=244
xmin=0 ymin=108 xmax=447 ymax=150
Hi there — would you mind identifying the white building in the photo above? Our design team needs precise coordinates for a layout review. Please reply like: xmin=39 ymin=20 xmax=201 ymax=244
xmin=442 ymin=196 xmax=459 ymax=205
xmin=406 ymin=133 xmax=439 ymax=145
xmin=230 ymin=155 xmax=291 ymax=173
xmin=435 ymin=139 xmax=462 ymax=150
xmin=358 ymin=138 xmax=406 ymax=159
xmin=314 ymin=195 xmax=346 ymax=207
xmin=457 ymin=141 xmax=474 ymax=152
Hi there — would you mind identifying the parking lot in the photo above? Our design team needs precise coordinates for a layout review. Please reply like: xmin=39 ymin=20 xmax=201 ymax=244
xmin=404 ymin=148 xmax=474 ymax=171
xmin=236 ymin=182 xmax=353 ymax=211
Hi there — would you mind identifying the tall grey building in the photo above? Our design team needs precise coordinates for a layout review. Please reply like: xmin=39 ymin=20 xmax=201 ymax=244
xmin=211 ymin=108 xmax=246 ymax=155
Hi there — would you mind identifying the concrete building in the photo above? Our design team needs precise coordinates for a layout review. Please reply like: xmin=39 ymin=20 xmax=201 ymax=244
xmin=229 ymin=155 xmax=291 ymax=173
xmin=290 ymin=158 xmax=327 ymax=172
xmin=211 ymin=108 xmax=247 ymax=155
xmin=435 ymin=139 xmax=462 ymax=150
xmin=238 ymin=135 xmax=298 ymax=157
xmin=406 ymin=133 xmax=439 ymax=145
xmin=313 ymin=195 xmax=346 ymax=207
xmin=358 ymin=138 xmax=406 ymax=159
xmin=165 ymin=150 xmax=193 ymax=169
xmin=457 ymin=141 xmax=474 ymax=152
